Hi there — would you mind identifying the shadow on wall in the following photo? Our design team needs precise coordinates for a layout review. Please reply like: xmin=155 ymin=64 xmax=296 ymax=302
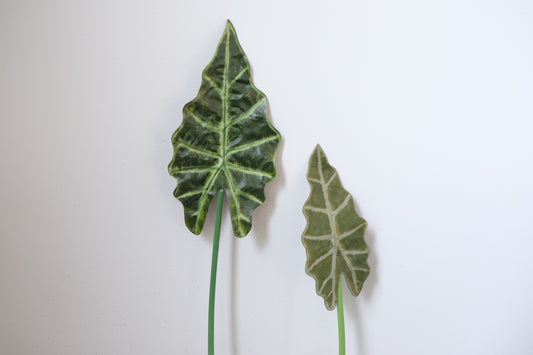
xmin=344 ymin=225 xmax=378 ymax=355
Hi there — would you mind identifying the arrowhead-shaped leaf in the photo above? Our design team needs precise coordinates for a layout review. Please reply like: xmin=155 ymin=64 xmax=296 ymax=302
xmin=302 ymin=145 xmax=370 ymax=310
xmin=169 ymin=20 xmax=281 ymax=238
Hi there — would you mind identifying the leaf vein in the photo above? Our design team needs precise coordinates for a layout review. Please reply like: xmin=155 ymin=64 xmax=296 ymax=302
xmin=176 ymin=189 xmax=204 ymax=199
xmin=227 ymin=163 xmax=273 ymax=178
xmin=237 ymin=190 xmax=262 ymax=205
xmin=325 ymin=171 xmax=338 ymax=186
xmin=224 ymin=168 xmax=246 ymax=236
xmin=319 ymin=274 xmax=333 ymax=294
xmin=228 ymin=135 xmax=278 ymax=154
xmin=188 ymin=111 xmax=221 ymax=132
xmin=307 ymin=177 xmax=321 ymax=184
xmin=229 ymin=97 xmax=266 ymax=126
xmin=303 ymin=234 xmax=334 ymax=241
xmin=202 ymin=75 xmax=223 ymax=94
xmin=192 ymin=168 xmax=222 ymax=227
xmin=333 ymin=195 xmax=352 ymax=216
xmin=303 ymin=206 xmax=328 ymax=214
xmin=342 ymin=248 xmax=370 ymax=256
xmin=177 ymin=142 xmax=221 ymax=160
xmin=308 ymin=249 xmax=334 ymax=271
xmin=229 ymin=67 xmax=248 ymax=87
xmin=338 ymin=222 xmax=367 ymax=240
xmin=170 ymin=167 xmax=215 ymax=175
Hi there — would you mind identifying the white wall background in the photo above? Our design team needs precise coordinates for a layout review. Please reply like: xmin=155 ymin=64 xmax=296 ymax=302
xmin=1 ymin=0 xmax=532 ymax=354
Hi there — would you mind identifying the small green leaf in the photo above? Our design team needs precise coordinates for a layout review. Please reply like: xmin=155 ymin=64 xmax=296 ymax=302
xmin=302 ymin=145 xmax=370 ymax=310
xmin=169 ymin=20 xmax=281 ymax=238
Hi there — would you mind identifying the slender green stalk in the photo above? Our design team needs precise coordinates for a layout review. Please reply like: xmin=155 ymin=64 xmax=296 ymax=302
xmin=337 ymin=279 xmax=346 ymax=355
xmin=208 ymin=190 xmax=224 ymax=355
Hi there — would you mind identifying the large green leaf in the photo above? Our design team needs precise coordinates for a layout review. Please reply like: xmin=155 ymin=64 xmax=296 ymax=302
xmin=302 ymin=145 xmax=370 ymax=310
xmin=168 ymin=20 xmax=280 ymax=238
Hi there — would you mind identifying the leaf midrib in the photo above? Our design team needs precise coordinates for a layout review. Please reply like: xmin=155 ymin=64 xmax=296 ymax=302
xmin=191 ymin=26 xmax=275 ymax=236
xmin=318 ymin=152 xmax=369 ymax=299
xmin=197 ymin=26 xmax=246 ymax=235
xmin=221 ymin=27 xmax=245 ymax=235
xmin=188 ymin=26 xmax=230 ymax=228
xmin=317 ymin=152 xmax=338 ymax=298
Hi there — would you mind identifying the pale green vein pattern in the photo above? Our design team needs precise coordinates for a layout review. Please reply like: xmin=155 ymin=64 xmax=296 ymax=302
xmin=302 ymin=145 xmax=370 ymax=310
xmin=169 ymin=20 xmax=280 ymax=238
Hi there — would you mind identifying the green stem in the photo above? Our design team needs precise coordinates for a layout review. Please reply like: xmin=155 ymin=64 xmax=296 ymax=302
xmin=208 ymin=190 xmax=224 ymax=355
xmin=337 ymin=279 xmax=346 ymax=355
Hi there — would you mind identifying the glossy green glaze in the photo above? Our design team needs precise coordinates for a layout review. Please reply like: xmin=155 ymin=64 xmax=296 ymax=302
xmin=302 ymin=145 xmax=370 ymax=310
xmin=169 ymin=21 xmax=280 ymax=238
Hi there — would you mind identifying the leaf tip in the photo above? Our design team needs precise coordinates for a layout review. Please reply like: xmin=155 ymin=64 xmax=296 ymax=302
xmin=309 ymin=143 xmax=329 ymax=174
xmin=312 ymin=144 xmax=327 ymax=160
xmin=225 ymin=19 xmax=235 ymax=32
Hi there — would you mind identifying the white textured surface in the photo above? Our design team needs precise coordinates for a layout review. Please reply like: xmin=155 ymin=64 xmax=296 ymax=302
xmin=1 ymin=0 xmax=532 ymax=354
